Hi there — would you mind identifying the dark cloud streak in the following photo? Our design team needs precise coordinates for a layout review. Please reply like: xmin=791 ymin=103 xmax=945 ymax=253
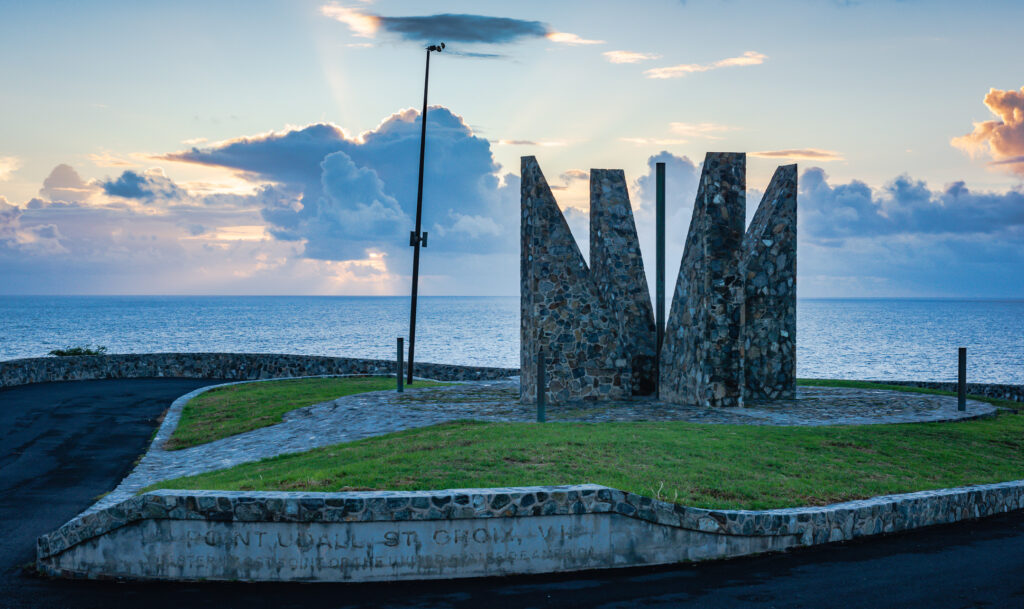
xmin=376 ymin=13 xmax=547 ymax=44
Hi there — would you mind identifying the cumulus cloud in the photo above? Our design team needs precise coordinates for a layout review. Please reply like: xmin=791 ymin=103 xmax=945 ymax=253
xmin=752 ymin=149 xmax=844 ymax=161
xmin=952 ymin=86 xmax=1024 ymax=175
xmin=302 ymin=151 xmax=408 ymax=259
xmin=797 ymin=168 xmax=1024 ymax=297
xmin=0 ymin=197 xmax=20 ymax=241
xmin=320 ymin=4 xmax=599 ymax=47
xmin=645 ymin=51 xmax=767 ymax=79
xmin=0 ymin=107 xmax=527 ymax=295
xmin=102 ymin=168 xmax=186 ymax=202
xmin=0 ymin=183 xmax=349 ymax=294
xmin=0 ymin=196 xmax=67 ymax=254
xmin=39 ymin=164 xmax=99 ymax=203
xmin=603 ymin=50 xmax=661 ymax=64
xmin=0 ymin=156 xmax=20 ymax=181
xmin=165 ymin=123 xmax=349 ymax=183
xmin=800 ymin=168 xmax=1024 ymax=243
xmin=628 ymin=152 xmax=702 ymax=293
xmin=633 ymin=152 xmax=701 ymax=213
xmin=167 ymin=107 xmax=518 ymax=261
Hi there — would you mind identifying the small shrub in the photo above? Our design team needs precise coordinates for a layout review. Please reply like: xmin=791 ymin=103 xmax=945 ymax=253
xmin=48 ymin=345 xmax=109 ymax=357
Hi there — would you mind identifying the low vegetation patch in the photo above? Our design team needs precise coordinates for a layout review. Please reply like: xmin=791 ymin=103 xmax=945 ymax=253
xmin=48 ymin=345 xmax=108 ymax=356
xmin=165 ymin=376 xmax=445 ymax=450
xmin=149 ymin=380 xmax=1024 ymax=510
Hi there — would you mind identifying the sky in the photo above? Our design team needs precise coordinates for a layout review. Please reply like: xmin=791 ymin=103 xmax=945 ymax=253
xmin=1 ymin=0 xmax=1022 ymax=297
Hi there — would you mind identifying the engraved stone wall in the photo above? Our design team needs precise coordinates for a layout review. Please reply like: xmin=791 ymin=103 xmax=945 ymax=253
xmin=742 ymin=164 xmax=798 ymax=400
xmin=660 ymin=153 xmax=747 ymax=407
xmin=589 ymin=169 xmax=658 ymax=395
xmin=39 ymin=480 xmax=1024 ymax=582
xmin=521 ymin=157 xmax=633 ymax=403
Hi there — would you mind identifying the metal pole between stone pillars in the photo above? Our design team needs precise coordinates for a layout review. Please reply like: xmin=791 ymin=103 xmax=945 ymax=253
xmin=537 ymin=348 xmax=546 ymax=423
xmin=958 ymin=347 xmax=967 ymax=411
xmin=655 ymin=162 xmax=666 ymax=399
xmin=397 ymin=338 xmax=404 ymax=393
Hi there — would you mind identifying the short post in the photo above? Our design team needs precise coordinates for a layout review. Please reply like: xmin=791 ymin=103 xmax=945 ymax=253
xmin=536 ymin=348 xmax=546 ymax=423
xmin=397 ymin=337 xmax=404 ymax=393
xmin=958 ymin=347 xmax=967 ymax=411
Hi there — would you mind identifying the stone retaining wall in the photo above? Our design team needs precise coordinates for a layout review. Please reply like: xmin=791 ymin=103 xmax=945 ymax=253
xmin=866 ymin=380 xmax=1024 ymax=404
xmin=4 ymin=355 xmax=1020 ymax=404
xmin=38 ymin=480 xmax=1024 ymax=582
xmin=0 ymin=353 xmax=518 ymax=389
xmin=4 ymin=355 xmax=1020 ymax=405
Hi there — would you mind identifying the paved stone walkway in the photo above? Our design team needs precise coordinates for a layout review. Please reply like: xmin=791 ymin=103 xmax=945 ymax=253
xmin=87 ymin=377 xmax=995 ymax=515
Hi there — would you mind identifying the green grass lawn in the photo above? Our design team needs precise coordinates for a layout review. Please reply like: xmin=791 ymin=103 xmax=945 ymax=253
xmin=164 ymin=376 xmax=444 ymax=450
xmin=150 ymin=381 xmax=1024 ymax=509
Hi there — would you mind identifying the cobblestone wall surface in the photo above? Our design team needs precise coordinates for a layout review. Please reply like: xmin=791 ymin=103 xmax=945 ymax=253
xmin=590 ymin=169 xmax=658 ymax=395
xmin=660 ymin=152 xmax=747 ymax=407
xmin=742 ymin=164 xmax=798 ymax=400
xmin=0 ymin=353 xmax=517 ymax=389
xmin=520 ymin=157 xmax=633 ymax=403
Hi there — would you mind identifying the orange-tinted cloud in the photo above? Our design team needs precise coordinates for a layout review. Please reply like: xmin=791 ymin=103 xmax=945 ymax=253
xmin=39 ymin=164 xmax=99 ymax=203
xmin=494 ymin=139 xmax=566 ymax=147
xmin=751 ymin=149 xmax=844 ymax=161
xmin=320 ymin=4 xmax=380 ymax=38
xmin=669 ymin=122 xmax=738 ymax=140
xmin=952 ymin=86 xmax=1024 ymax=175
xmin=545 ymin=31 xmax=603 ymax=45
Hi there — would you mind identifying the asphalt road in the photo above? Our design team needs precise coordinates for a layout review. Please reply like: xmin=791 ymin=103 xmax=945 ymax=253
xmin=2 ymin=378 xmax=1024 ymax=609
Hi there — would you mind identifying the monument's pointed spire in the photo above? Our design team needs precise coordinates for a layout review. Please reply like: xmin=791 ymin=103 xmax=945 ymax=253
xmin=521 ymin=156 xmax=590 ymax=281
xmin=590 ymin=169 xmax=657 ymax=395
xmin=660 ymin=153 xmax=746 ymax=407
xmin=741 ymin=164 xmax=797 ymax=400
xmin=520 ymin=157 xmax=632 ymax=404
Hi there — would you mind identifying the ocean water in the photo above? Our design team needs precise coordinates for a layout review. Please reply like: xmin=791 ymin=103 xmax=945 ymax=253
xmin=0 ymin=296 xmax=1021 ymax=384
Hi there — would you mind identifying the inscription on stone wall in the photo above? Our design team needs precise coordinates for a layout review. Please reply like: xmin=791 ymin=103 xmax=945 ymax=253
xmin=48 ymin=516 xmax=642 ymax=582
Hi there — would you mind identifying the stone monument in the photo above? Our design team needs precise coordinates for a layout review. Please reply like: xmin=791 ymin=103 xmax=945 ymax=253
xmin=520 ymin=153 xmax=797 ymax=407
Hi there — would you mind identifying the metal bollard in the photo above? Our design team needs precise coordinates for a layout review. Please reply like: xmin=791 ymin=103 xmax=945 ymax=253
xmin=537 ymin=348 xmax=546 ymax=423
xmin=958 ymin=347 xmax=966 ymax=411
xmin=397 ymin=337 xmax=404 ymax=393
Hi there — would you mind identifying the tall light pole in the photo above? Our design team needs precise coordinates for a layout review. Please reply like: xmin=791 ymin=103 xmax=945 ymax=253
xmin=407 ymin=41 xmax=444 ymax=385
